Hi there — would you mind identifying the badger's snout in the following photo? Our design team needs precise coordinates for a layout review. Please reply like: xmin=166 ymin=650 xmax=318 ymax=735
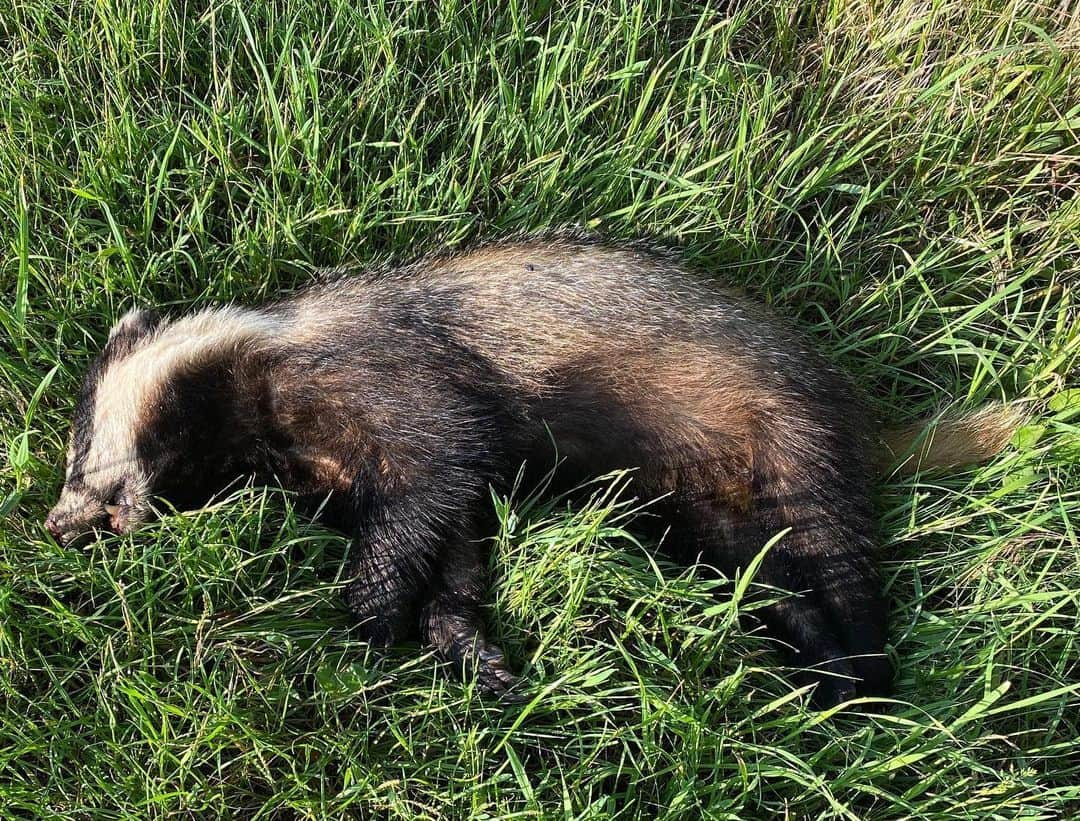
xmin=44 ymin=495 xmax=113 ymax=545
xmin=43 ymin=512 xmax=64 ymax=541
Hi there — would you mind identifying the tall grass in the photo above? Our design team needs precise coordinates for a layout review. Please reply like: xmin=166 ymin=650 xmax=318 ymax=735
xmin=1 ymin=0 xmax=1077 ymax=817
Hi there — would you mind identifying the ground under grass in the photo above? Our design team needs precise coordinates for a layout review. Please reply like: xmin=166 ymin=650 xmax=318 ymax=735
xmin=1 ymin=0 xmax=1078 ymax=817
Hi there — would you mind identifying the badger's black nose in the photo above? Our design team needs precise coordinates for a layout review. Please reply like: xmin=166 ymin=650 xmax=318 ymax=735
xmin=44 ymin=514 xmax=63 ymax=541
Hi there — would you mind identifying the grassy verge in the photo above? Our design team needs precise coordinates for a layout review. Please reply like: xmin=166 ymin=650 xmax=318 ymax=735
xmin=1 ymin=0 xmax=1077 ymax=817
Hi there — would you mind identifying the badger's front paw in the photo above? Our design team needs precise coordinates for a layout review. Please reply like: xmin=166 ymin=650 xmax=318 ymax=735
xmin=423 ymin=599 xmax=524 ymax=701
xmin=354 ymin=614 xmax=400 ymax=647
xmin=473 ymin=642 xmax=523 ymax=701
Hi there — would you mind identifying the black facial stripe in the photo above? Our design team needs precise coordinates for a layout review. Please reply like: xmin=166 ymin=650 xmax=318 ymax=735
xmin=66 ymin=361 xmax=105 ymax=488
xmin=134 ymin=355 xmax=259 ymax=510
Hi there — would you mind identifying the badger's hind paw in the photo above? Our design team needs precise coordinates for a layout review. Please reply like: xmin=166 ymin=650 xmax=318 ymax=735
xmin=809 ymin=671 xmax=858 ymax=709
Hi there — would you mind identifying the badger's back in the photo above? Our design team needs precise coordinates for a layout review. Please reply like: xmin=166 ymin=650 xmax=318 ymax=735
xmin=263 ymin=237 xmax=872 ymax=507
xmin=285 ymin=236 xmax=845 ymax=404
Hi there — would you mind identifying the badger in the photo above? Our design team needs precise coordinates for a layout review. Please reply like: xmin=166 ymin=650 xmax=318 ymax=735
xmin=45 ymin=235 xmax=1022 ymax=707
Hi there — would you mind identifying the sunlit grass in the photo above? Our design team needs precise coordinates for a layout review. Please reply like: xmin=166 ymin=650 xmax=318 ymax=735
xmin=1 ymin=0 xmax=1077 ymax=817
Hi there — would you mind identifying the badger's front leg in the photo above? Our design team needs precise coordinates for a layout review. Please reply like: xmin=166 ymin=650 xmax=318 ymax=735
xmin=341 ymin=474 xmax=516 ymax=696
xmin=342 ymin=486 xmax=454 ymax=645
xmin=422 ymin=534 xmax=519 ymax=697
xmin=343 ymin=506 xmax=424 ymax=646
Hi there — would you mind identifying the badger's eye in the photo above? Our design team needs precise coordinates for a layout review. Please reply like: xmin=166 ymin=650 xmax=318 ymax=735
xmin=103 ymin=489 xmax=125 ymax=517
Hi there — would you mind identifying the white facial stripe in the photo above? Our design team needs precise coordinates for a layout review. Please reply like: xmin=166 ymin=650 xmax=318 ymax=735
xmin=79 ymin=306 xmax=278 ymax=494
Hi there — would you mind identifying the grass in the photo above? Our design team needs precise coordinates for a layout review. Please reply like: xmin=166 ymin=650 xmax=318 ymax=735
xmin=1 ymin=0 xmax=1078 ymax=816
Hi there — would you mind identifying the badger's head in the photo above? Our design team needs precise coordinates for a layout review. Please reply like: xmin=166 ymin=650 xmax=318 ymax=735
xmin=45 ymin=306 xmax=268 ymax=544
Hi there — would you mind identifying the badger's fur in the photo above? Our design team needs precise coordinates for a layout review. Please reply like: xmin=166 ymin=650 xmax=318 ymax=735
xmin=46 ymin=236 xmax=1022 ymax=706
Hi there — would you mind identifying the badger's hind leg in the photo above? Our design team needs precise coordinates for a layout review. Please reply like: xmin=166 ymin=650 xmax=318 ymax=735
xmin=665 ymin=432 xmax=890 ymax=707
xmin=751 ymin=433 xmax=893 ymax=702
xmin=671 ymin=487 xmax=860 ymax=705
xmin=743 ymin=430 xmax=891 ymax=705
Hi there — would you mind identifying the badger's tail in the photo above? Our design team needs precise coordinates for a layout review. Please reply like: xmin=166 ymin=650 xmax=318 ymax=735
xmin=880 ymin=402 xmax=1028 ymax=475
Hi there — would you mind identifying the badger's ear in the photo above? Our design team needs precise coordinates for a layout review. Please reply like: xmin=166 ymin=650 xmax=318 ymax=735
xmin=105 ymin=307 xmax=162 ymax=357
